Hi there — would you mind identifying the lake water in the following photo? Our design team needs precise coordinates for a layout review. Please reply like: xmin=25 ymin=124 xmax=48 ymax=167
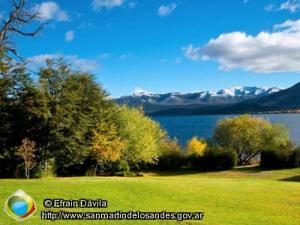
xmin=152 ymin=114 xmax=300 ymax=146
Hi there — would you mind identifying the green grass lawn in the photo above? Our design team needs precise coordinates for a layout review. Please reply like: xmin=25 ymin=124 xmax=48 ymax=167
xmin=0 ymin=167 xmax=299 ymax=225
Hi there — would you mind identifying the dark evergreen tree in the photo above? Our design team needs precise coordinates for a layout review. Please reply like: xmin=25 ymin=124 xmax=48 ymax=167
xmin=38 ymin=59 xmax=112 ymax=176
xmin=0 ymin=63 xmax=45 ymax=177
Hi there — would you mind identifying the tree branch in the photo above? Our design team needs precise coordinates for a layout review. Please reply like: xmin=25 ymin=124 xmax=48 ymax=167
xmin=0 ymin=0 xmax=45 ymax=60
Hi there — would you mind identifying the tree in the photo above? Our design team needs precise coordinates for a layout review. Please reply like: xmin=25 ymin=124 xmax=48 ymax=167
xmin=264 ymin=124 xmax=290 ymax=151
xmin=261 ymin=125 xmax=294 ymax=169
xmin=0 ymin=0 xmax=46 ymax=177
xmin=38 ymin=59 xmax=74 ymax=173
xmin=0 ymin=50 xmax=14 ymax=78
xmin=16 ymin=138 xmax=37 ymax=179
xmin=0 ymin=0 xmax=45 ymax=59
xmin=91 ymin=122 xmax=126 ymax=175
xmin=290 ymin=147 xmax=300 ymax=168
xmin=38 ymin=60 xmax=112 ymax=176
xmin=186 ymin=137 xmax=207 ymax=157
xmin=115 ymin=106 xmax=166 ymax=171
xmin=0 ymin=65 xmax=45 ymax=177
xmin=213 ymin=115 xmax=290 ymax=165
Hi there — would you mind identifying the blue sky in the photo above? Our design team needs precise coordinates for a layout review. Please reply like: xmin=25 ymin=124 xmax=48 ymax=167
xmin=3 ymin=0 xmax=300 ymax=96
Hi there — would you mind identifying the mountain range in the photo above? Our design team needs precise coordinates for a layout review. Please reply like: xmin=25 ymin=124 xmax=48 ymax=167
xmin=213 ymin=82 xmax=300 ymax=114
xmin=115 ymin=86 xmax=282 ymax=114
xmin=115 ymin=83 xmax=300 ymax=115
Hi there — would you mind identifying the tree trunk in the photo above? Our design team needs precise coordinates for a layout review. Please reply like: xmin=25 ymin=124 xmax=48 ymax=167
xmin=94 ymin=164 xmax=98 ymax=176
xmin=45 ymin=160 xmax=48 ymax=172
xmin=25 ymin=167 xmax=30 ymax=179
xmin=237 ymin=153 xmax=244 ymax=166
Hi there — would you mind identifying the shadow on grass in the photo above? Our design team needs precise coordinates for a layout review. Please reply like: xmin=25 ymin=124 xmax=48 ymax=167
xmin=232 ymin=165 xmax=262 ymax=173
xmin=279 ymin=175 xmax=300 ymax=182
xmin=144 ymin=166 xmax=299 ymax=177
xmin=145 ymin=166 xmax=262 ymax=176
xmin=145 ymin=169 xmax=204 ymax=176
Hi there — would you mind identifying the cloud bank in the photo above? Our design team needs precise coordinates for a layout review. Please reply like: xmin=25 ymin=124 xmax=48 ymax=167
xmin=28 ymin=54 xmax=100 ymax=72
xmin=183 ymin=19 xmax=300 ymax=73
xmin=32 ymin=1 xmax=69 ymax=21
xmin=264 ymin=0 xmax=300 ymax=13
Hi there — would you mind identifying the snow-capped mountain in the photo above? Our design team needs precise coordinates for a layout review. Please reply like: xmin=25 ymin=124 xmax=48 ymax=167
xmin=215 ymin=87 xmax=281 ymax=97
xmin=115 ymin=87 xmax=281 ymax=113
xmin=132 ymin=87 xmax=153 ymax=97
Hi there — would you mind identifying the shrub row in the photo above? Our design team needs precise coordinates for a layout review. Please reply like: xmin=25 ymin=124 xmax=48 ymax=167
xmin=261 ymin=145 xmax=300 ymax=169
xmin=154 ymin=134 xmax=300 ymax=172
xmin=153 ymin=138 xmax=237 ymax=171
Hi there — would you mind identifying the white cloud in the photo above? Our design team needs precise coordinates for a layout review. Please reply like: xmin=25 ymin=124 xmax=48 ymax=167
xmin=265 ymin=0 xmax=300 ymax=13
xmin=32 ymin=1 xmax=69 ymax=21
xmin=28 ymin=54 xmax=100 ymax=72
xmin=274 ymin=19 xmax=300 ymax=32
xmin=264 ymin=4 xmax=275 ymax=12
xmin=158 ymin=3 xmax=177 ymax=17
xmin=92 ymin=0 xmax=125 ymax=10
xmin=279 ymin=0 xmax=300 ymax=13
xmin=183 ymin=19 xmax=300 ymax=73
xmin=65 ymin=31 xmax=75 ymax=42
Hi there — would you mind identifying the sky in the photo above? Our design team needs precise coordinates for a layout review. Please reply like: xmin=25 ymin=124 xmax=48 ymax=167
xmin=2 ymin=0 xmax=300 ymax=97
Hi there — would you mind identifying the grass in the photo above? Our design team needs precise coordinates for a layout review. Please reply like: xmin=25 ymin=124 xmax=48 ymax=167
xmin=0 ymin=167 xmax=299 ymax=225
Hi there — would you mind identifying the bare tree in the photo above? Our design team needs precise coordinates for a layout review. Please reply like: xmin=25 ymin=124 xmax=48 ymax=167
xmin=16 ymin=138 xmax=37 ymax=179
xmin=0 ymin=0 xmax=45 ymax=59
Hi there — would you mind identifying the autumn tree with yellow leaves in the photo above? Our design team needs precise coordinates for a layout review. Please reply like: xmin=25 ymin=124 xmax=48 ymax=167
xmin=186 ymin=137 xmax=207 ymax=157
xmin=91 ymin=122 xmax=126 ymax=175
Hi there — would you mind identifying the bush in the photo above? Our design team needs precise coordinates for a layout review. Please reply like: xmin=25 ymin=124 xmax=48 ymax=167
xmin=201 ymin=146 xmax=237 ymax=171
xmin=290 ymin=147 xmax=300 ymax=168
xmin=260 ymin=143 xmax=294 ymax=169
xmin=186 ymin=137 xmax=207 ymax=157
xmin=186 ymin=137 xmax=207 ymax=169
xmin=155 ymin=139 xmax=185 ymax=170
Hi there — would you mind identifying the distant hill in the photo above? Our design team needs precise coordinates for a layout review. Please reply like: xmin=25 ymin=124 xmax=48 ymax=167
xmin=213 ymin=82 xmax=300 ymax=114
xmin=115 ymin=86 xmax=280 ymax=114
xmin=149 ymin=82 xmax=300 ymax=115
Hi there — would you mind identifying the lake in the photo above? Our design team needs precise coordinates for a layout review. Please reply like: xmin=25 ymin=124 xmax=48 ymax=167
xmin=152 ymin=114 xmax=300 ymax=146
